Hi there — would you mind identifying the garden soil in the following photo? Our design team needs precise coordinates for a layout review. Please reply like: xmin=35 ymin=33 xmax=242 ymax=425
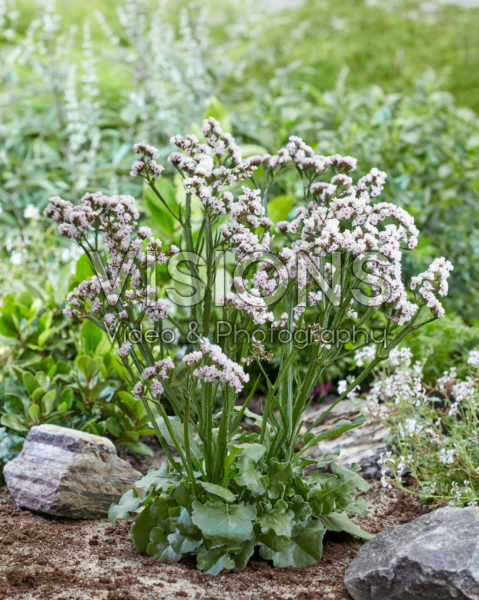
xmin=0 ymin=479 xmax=428 ymax=600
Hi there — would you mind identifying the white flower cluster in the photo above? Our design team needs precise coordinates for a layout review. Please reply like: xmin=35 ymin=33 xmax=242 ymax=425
xmin=165 ymin=118 xmax=260 ymax=216
xmin=354 ymin=344 xmax=377 ymax=367
xmin=45 ymin=119 xmax=455 ymax=411
xmin=136 ymin=357 xmax=175 ymax=398
xmin=44 ymin=192 xmax=177 ymax=323
xmin=358 ymin=346 xmax=426 ymax=417
xmin=220 ymin=187 xmax=273 ymax=261
xmin=183 ymin=337 xmax=249 ymax=393
xmin=217 ymin=293 xmax=274 ymax=326
xmin=410 ymin=257 xmax=453 ymax=318
xmin=467 ymin=350 xmax=479 ymax=369
xmin=361 ymin=347 xmax=479 ymax=505
xmin=125 ymin=118 xmax=452 ymax=336
xmin=221 ymin=125 xmax=450 ymax=328
xmin=131 ymin=142 xmax=164 ymax=179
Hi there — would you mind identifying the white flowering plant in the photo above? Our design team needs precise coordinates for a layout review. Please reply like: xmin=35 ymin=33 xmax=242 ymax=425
xmin=45 ymin=118 xmax=452 ymax=573
xmin=356 ymin=346 xmax=479 ymax=508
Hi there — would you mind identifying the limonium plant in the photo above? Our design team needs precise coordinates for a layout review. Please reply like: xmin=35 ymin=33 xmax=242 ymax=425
xmin=45 ymin=119 xmax=452 ymax=574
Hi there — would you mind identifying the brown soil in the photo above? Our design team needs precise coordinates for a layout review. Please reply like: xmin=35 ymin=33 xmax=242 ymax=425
xmin=0 ymin=480 xmax=428 ymax=600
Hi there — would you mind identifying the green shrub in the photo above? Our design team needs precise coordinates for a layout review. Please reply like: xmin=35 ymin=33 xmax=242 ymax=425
xmin=0 ymin=283 xmax=156 ymax=459
xmin=405 ymin=315 xmax=479 ymax=382
xmin=0 ymin=427 xmax=23 ymax=486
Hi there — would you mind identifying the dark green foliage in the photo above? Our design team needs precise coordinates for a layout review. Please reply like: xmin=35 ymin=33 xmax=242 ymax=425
xmin=405 ymin=316 xmax=479 ymax=382
xmin=0 ymin=285 xmax=155 ymax=464
xmin=0 ymin=427 xmax=23 ymax=486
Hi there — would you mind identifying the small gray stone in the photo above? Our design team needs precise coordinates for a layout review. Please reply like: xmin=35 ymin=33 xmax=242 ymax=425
xmin=345 ymin=506 xmax=479 ymax=600
xmin=4 ymin=424 xmax=141 ymax=519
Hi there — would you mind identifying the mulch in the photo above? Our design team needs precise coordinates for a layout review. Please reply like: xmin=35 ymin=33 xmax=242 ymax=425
xmin=0 ymin=478 xmax=428 ymax=600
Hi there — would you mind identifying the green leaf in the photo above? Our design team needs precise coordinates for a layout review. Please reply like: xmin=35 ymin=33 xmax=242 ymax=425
xmin=303 ymin=416 xmax=366 ymax=451
xmin=108 ymin=488 xmax=141 ymax=526
xmin=196 ymin=545 xmax=235 ymax=575
xmin=80 ymin=319 xmax=104 ymax=356
xmin=320 ymin=512 xmax=372 ymax=540
xmin=267 ymin=195 xmax=294 ymax=223
xmin=237 ymin=442 xmax=266 ymax=462
xmin=132 ymin=499 xmax=169 ymax=553
xmin=135 ymin=463 xmax=179 ymax=493
xmin=59 ymin=388 xmax=74 ymax=410
xmin=41 ymin=389 xmax=57 ymax=415
xmin=144 ymin=183 xmax=176 ymax=238
xmin=0 ymin=314 xmax=18 ymax=337
xmin=1 ymin=413 xmax=28 ymax=433
xmin=203 ymin=96 xmax=231 ymax=133
xmin=192 ymin=500 xmax=256 ymax=545
xmin=333 ymin=464 xmax=369 ymax=493
xmin=147 ymin=526 xmax=179 ymax=562
xmin=167 ymin=529 xmax=202 ymax=555
xmin=121 ymin=440 xmax=154 ymax=457
xmin=258 ymin=501 xmax=294 ymax=552
xmin=345 ymin=494 xmax=368 ymax=517
xmin=75 ymin=253 xmax=95 ymax=282
xmin=266 ymin=460 xmax=293 ymax=498
xmin=258 ymin=501 xmax=293 ymax=538
xmin=31 ymin=388 xmax=44 ymax=404
xmin=260 ymin=520 xmax=325 ymax=568
xmin=22 ymin=372 xmax=37 ymax=395
xmin=240 ymin=144 xmax=269 ymax=157
xmin=232 ymin=538 xmax=256 ymax=570
xmin=75 ymin=355 xmax=103 ymax=379
xmin=155 ymin=416 xmax=202 ymax=462
xmin=105 ymin=416 xmax=122 ymax=438
xmin=233 ymin=455 xmax=267 ymax=494
xmin=37 ymin=328 xmax=54 ymax=348
xmin=308 ymin=464 xmax=369 ymax=516
xmin=28 ymin=403 xmax=41 ymax=424
xmin=198 ymin=481 xmax=236 ymax=503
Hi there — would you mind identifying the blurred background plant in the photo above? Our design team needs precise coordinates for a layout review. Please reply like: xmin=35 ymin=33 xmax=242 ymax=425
xmin=0 ymin=0 xmax=478 ymax=480
xmin=1 ymin=0 xmax=478 ymax=317
xmin=354 ymin=346 xmax=479 ymax=507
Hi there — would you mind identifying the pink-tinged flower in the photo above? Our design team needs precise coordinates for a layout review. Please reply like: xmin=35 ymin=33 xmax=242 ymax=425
xmin=138 ymin=226 xmax=152 ymax=239
xmin=119 ymin=341 xmax=131 ymax=358
xmin=132 ymin=382 xmax=144 ymax=398
xmin=184 ymin=351 xmax=202 ymax=366
xmin=150 ymin=378 xmax=164 ymax=397
xmin=133 ymin=142 xmax=160 ymax=159
xmin=142 ymin=367 xmax=156 ymax=380
xmin=410 ymin=257 xmax=453 ymax=317
xmin=185 ymin=337 xmax=249 ymax=393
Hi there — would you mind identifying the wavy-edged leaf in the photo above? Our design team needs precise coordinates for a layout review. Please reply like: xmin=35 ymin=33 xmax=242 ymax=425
xmin=192 ymin=500 xmax=256 ymax=545
xmin=260 ymin=519 xmax=325 ymax=567
xmin=108 ymin=488 xmax=141 ymax=526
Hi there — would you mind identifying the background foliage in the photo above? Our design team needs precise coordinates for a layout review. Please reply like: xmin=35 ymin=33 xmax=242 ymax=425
xmin=0 ymin=0 xmax=478 ymax=476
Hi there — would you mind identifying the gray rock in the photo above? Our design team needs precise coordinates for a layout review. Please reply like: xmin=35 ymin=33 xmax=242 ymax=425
xmin=303 ymin=399 xmax=386 ymax=475
xmin=4 ymin=424 xmax=141 ymax=519
xmin=345 ymin=506 xmax=479 ymax=600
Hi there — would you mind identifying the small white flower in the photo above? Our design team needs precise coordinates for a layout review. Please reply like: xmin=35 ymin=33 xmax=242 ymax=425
xmin=24 ymin=204 xmax=40 ymax=219
xmin=467 ymin=350 xmax=479 ymax=369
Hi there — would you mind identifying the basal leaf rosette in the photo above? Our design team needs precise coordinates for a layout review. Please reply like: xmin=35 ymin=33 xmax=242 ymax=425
xmin=109 ymin=454 xmax=371 ymax=575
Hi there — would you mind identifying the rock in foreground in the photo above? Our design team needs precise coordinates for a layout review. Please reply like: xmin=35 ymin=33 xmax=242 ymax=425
xmin=345 ymin=506 xmax=479 ymax=600
xmin=4 ymin=424 xmax=141 ymax=519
